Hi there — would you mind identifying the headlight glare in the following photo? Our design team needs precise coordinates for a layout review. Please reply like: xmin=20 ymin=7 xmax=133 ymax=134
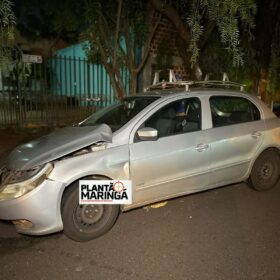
xmin=0 ymin=163 xmax=53 ymax=201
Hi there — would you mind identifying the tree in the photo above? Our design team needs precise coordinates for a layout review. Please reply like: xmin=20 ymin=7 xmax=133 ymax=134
xmin=84 ymin=0 xmax=257 ymax=99
xmin=14 ymin=0 xmax=85 ymax=56
xmin=83 ymin=0 xmax=161 ymax=99
xmin=150 ymin=0 xmax=256 ymax=71
xmin=199 ymin=32 xmax=259 ymax=86
xmin=13 ymin=0 xmax=257 ymax=99
xmin=258 ymin=0 xmax=280 ymax=106
xmin=0 ymin=0 xmax=16 ymax=73
xmin=267 ymin=23 xmax=280 ymax=107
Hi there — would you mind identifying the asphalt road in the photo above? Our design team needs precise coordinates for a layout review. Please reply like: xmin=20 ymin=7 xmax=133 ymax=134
xmin=0 ymin=132 xmax=280 ymax=280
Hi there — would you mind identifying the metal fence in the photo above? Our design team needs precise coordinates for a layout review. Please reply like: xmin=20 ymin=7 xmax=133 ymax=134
xmin=0 ymin=56 xmax=129 ymax=127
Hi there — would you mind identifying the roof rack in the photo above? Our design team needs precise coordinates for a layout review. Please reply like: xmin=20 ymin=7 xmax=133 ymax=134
xmin=145 ymin=70 xmax=245 ymax=92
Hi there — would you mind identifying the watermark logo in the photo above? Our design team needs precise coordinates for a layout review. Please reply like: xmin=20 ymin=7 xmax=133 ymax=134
xmin=79 ymin=180 xmax=132 ymax=204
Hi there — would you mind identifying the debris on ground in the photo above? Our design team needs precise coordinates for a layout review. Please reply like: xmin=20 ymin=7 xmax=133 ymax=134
xmin=143 ymin=201 xmax=168 ymax=212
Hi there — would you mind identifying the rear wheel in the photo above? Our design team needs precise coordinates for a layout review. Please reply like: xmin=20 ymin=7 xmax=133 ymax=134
xmin=62 ymin=184 xmax=119 ymax=242
xmin=249 ymin=150 xmax=280 ymax=191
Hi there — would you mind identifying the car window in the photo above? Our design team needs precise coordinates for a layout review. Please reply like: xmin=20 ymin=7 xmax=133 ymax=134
xmin=210 ymin=96 xmax=261 ymax=128
xmin=143 ymin=97 xmax=201 ymax=138
xmin=80 ymin=96 xmax=159 ymax=132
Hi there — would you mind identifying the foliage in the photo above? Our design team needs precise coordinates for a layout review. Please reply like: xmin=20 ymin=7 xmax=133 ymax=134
xmin=14 ymin=0 xmax=84 ymax=42
xmin=187 ymin=0 xmax=256 ymax=67
xmin=267 ymin=23 xmax=280 ymax=102
xmin=84 ymin=0 xmax=149 ymax=66
xmin=83 ymin=0 xmax=258 ymax=96
xmin=0 ymin=0 xmax=16 ymax=74
xmin=0 ymin=0 xmax=16 ymax=42
xmin=83 ymin=0 xmax=155 ymax=98
xmin=12 ymin=0 xmax=259 ymax=98
xmin=200 ymin=31 xmax=259 ymax=90
xmin=83 ymin=1 xmax=121 ymax=65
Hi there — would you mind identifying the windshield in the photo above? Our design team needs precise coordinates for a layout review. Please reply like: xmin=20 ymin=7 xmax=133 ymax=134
xmin=80 ymin=96 xmax=159 ymax=132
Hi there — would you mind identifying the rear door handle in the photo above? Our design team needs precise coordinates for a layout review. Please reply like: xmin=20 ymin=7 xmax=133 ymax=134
xmin=251 ymin=131 xmax=262 ymax=139
xmin=195 ymin=143 xmax=209 ymax=152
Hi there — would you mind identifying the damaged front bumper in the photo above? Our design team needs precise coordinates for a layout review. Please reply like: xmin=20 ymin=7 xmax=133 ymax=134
xmin=0 ymin=179 xmax=65 ymax=235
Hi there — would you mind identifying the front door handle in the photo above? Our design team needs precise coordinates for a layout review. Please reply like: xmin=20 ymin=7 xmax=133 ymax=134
xmin=196 ymin=143 xmax=209 ymax=152
xmin=251 ymin=131 xmax=262 ymax=139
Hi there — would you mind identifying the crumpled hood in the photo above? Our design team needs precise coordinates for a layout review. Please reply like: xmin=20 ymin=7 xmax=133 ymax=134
xmin=6 ymin=124 xmax=112 ymax=171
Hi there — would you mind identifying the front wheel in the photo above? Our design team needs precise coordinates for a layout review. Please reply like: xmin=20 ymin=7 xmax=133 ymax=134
xmin=62 ymin=185 xmax=119 ymax=242
xmin=249 ymin=150 xmax=280 ymax=191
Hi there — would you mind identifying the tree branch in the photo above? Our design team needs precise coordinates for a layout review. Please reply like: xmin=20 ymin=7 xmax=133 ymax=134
xmin=135 ymin=13 xmax=162 ymax=73
xmin=90 ymin=31 xmax=121 ymax=99
xmin=123 ymin=16 xmax=134 ymax=71
xmin=98 ymin=19 xmax=114 ymax=60
xmin=113 ymin=0 xmax=122 ymax=70
xmin=198 ymin=19 xmax=215 ymax=50
xmin=150 ymin=0 xmax=191 ymax=44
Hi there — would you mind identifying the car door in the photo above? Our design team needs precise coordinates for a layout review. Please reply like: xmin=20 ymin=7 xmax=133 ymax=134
xmin=129 ymin=97 xmax=211 ymax=207
xmin=207 ymin=95 xmax=265 ymax=186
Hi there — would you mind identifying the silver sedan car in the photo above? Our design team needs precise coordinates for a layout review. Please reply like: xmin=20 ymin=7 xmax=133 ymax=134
xmin=0 ymin=86 xmax=280 ymax=241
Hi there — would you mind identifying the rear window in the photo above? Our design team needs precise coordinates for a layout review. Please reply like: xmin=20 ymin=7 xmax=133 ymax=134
xmin=210 ymin=96 xmax=261 ymax=127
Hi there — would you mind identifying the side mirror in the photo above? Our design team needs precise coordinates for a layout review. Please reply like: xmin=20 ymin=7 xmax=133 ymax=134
xmin=136 ymin=127 xmax=158 ymax=141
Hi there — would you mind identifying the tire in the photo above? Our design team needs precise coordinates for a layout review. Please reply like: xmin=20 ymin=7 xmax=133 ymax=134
xmin=249 ymin=150 xmax=280 ymax=191
xmin=62 ymin=184 xmax=119 ymax=242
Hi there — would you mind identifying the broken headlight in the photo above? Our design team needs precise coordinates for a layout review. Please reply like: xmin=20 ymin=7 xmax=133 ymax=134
xmin=0 ymin=163 xmax=53 ymax=201
xmin=1 ymin=164 xmax=47 ymax=186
